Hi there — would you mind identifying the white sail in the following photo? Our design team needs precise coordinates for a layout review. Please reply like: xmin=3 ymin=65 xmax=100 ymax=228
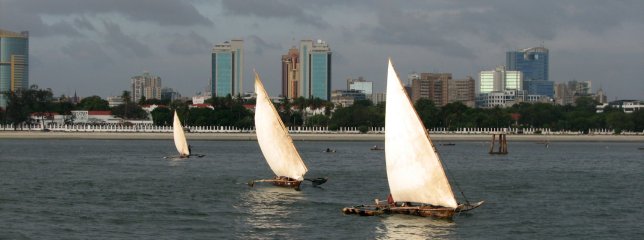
xmin=254 ymin=72 xmax=308 ymax=180
xmin=385 ymin=59 xmax=458 ymax=208
xmin=173 ymin=111 xmax=190 ymax=156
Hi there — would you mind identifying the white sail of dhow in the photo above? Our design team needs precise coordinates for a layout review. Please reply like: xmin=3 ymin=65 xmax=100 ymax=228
xmin=173 ymin=111 xmax=190 ymax=156
xmin=385 ymin=59 xmax=458 ymax=208
xmin=254 ymin=72 xmax=308 ymax=180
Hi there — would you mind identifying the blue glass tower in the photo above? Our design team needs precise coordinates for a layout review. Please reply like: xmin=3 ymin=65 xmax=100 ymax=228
xmin=300 ymin=40 xmax=331 ymax=100
xmin=211 ymin=40 xmax=243 ymax=98
xmin=0 ymin=29 xmax=29 ymax=108
xmin=506 ymin=46 xmax=553 ymax=97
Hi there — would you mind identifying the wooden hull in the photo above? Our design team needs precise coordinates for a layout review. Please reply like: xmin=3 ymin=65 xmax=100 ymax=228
xmin=271 ymin=178 xmax=302 ymax=191
xmin=342 ymin=205 xmax=454 ymax=219
xmin=342 ymin=201 xmax=484 ymax=219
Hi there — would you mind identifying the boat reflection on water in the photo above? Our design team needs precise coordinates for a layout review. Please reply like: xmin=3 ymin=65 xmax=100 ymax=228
xmin=235 ymin=187 xmax=306 ymax=239
xmin=375 ymin=215 xmax=456 ymax=240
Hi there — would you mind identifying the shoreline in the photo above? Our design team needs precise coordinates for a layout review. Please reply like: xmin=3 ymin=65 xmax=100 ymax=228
xmin=0 ymin=131 xmax=643 ymax=142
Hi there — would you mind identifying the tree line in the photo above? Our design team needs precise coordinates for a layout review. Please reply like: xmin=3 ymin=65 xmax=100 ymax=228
xmin=2 ymin=86 xmax=643 ymax=133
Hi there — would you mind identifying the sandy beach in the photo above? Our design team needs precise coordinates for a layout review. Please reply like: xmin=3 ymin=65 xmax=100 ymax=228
xmin=0 ymin=130 xmax=642 ymax=142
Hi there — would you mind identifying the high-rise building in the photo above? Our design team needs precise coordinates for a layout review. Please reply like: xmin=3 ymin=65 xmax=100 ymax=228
xmin=212 ymin=39 xmax=243 ymax=98
xmin=411 ymin=73 xmax=450 ymax=106
xmin=506 ymin=46 xmax=553 ymax=97
xmin=347 ymin=76 xmax=372 ymax=95
xmin=281 ymin=47 xmax=300 ymax=99
xmin=300 ymin=40 xmax=331 ymax=100
xmin=161 ymin=87 xmax=181 ymax=102
xmin=554 ymin=80 xmax=592 ymax=105
xmin=479 ymin=66 xmax=523 ymax=94
xmin=448 ymin=76 xmax=476 ymax=107
xmin=0 ymin=29 xmax=29 ymax=108
xmin=131 ymin=72 xmax=162 ymax=101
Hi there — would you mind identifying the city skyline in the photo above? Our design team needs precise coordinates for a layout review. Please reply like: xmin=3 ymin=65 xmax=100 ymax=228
xmin=0 ymin=0 xmax=642 ymax=100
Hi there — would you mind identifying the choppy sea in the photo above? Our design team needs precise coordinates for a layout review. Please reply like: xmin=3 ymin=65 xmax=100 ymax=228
xmin=1 ymin=139 xmax=643 ymax=239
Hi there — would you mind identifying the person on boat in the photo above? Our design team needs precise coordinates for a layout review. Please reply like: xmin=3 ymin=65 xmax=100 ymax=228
xmin=326 ymin=148 xmax=331 ymax=152
xmin=387 ymin=194 xmax=394 ymax=206
xmin=188 ymin=145 xmax=192 ymax=155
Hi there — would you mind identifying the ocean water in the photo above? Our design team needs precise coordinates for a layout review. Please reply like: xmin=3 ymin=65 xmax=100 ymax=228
xmin=0 ymin=138 xmax=643 ymax=239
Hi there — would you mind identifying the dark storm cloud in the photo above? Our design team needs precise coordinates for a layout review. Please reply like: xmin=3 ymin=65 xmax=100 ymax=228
xmin=166 ymin=31 xmax=211 ymax=55
xmin=221 ymin=0 xmax=329 ymax=29
xmin=61 ymin=40 xmax=113 ymax=67
xmin=365 ymin=2 xmax=476 ymax=58
xmin=5 ymin=0 xmax=213 ymax=27
xmin=73 ymin=17 xmax=96 ymax=31
xmin=359 ymin=0 xmax=644 ymax=59
xmin=0 ymin=7 xmax=81 ymax=37
xmin=247 ymin=35 xmax=281 ymax=55
xmin=102 ymin=21 xmax=153 ymax=58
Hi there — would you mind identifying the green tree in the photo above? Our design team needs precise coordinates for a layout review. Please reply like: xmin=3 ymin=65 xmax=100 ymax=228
xmin=151 ymin=107 xmax=172 ymax=126
xmin=605 ymin=111 xmax=633 ymax=133
xmin=631 ymin=109 xmax=644 ymax=132
xmin=5 ymin=91 xmax=30 ymax=127
xmin=77 ymin=95 xmax=109 ymax=110
xmin=415 ymin=99 xmax=440 ymax=128
xmin=306 ymin=114 xmax=329 ymax=127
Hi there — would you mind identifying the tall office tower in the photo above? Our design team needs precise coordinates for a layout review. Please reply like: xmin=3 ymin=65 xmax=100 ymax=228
xmin=347 ymin=76 xmax=373 ymax=95
xmin=506 ymin=46 xmax=553 ymax=97
xmin=212 ymin=39 xmax=243 ymax=98
xmin=131 ymin=72 xmax=162 ymax=101
xmin=281 ymin=47 xmax=300 ymax=99
xmin=411 ymin=73 xmax=450 ymax=106
xmin=479 ymin=66 xmax=523 ymax=94
xmin=448 ymin=76 xmax=476 ymax=107
xmin=300 ymin=39 xmax=331 ymax=100
xmin=0 ymin=29 xmax=29 ymax=108
xmin=161 ymin=87 xmax=181 ymax=102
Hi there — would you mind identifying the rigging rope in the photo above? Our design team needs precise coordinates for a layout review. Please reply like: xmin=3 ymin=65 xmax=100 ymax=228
xmin=433 ymin=144 xmax=471 ymax=205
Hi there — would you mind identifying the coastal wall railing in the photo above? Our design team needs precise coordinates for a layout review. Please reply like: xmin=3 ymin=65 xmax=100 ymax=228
xmin=1 ymin=124 xmax=641 ymax=135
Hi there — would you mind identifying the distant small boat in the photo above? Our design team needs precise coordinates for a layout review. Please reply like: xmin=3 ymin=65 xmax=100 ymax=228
xmin=248 ymin=71 xmax=327 ymax=190
xmin=342 ymin=59 xmax=483 ymax=219
xmin=439 ymin=143 xmax=456 ymax=146
xmin=166 ymin=111 xmax=204 ymax=159
xmin=324 ymin=148 xmax=336 ymax=153
xmin=370 ymin=145 xmax=384 ymax=151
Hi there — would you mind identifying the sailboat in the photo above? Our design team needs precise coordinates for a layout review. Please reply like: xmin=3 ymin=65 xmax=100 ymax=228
xmin=342 ymin=59 xmax=483 ymax=218
xmin=248 ymin=71 xmax=327 ymax=190
xmin=169 ymin=111 xmax=203 ymax=159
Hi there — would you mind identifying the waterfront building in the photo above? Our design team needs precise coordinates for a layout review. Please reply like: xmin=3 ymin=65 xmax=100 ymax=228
xmin=596 ymin=100 xmax=643 ymax=113
xmin=554 ymin=80 xmax=592 ymax=105
xmin=506 ymin=46 xmax=553 ymax=97
xmin=477 ymin=90 xmax=552 ymax=109
xmin=0 ymin=29 xmax=29 ymax=108
xmin=347 ymin=76 xmax=372 ymax=95
xmin=212 ymin=39 xmax=243 ymax=98
xmin=594 ymin=88 xmax=608 ymax=104
xmin=161 ymin=87 xmax=181 ymax=102
xmin=281 ymin=47 xmax=300 ymax=99
xmin=476 ymin=90 xmax=521 ymax=108
xmin=331 ymin=89 xmax=366 ymax=107
xmin=479 ymin=66 xmax=523 ymax=94
xmin=411 ymin=73 xmax=450 ymax=106
xmin=407 ymin=73 xmax=420 ymax=87
xmin=300 ymin=39 xmax=331 ymax=100
xmin=107 ymin=96 xmax=124 ymax=107
xmin=368 ymin=92 xmax=386 ymax=105
xmin=131 ymin=72 xmax=162 ymax=101
xmin=448 ymin=76 xmax=476 ymax=108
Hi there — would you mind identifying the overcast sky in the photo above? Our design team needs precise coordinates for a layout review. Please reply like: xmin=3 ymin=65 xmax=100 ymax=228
xmin=1 ymin=0 xmax=643 ymax=100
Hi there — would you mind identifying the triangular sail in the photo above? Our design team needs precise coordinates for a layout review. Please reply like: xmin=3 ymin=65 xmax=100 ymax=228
xmin=173 ymin=111 xmax=190 ymax=156
xmin=385 ymin=59 xmax=457 ymax=208
xmin=254 ymin=72 xmax=308 ymax=180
